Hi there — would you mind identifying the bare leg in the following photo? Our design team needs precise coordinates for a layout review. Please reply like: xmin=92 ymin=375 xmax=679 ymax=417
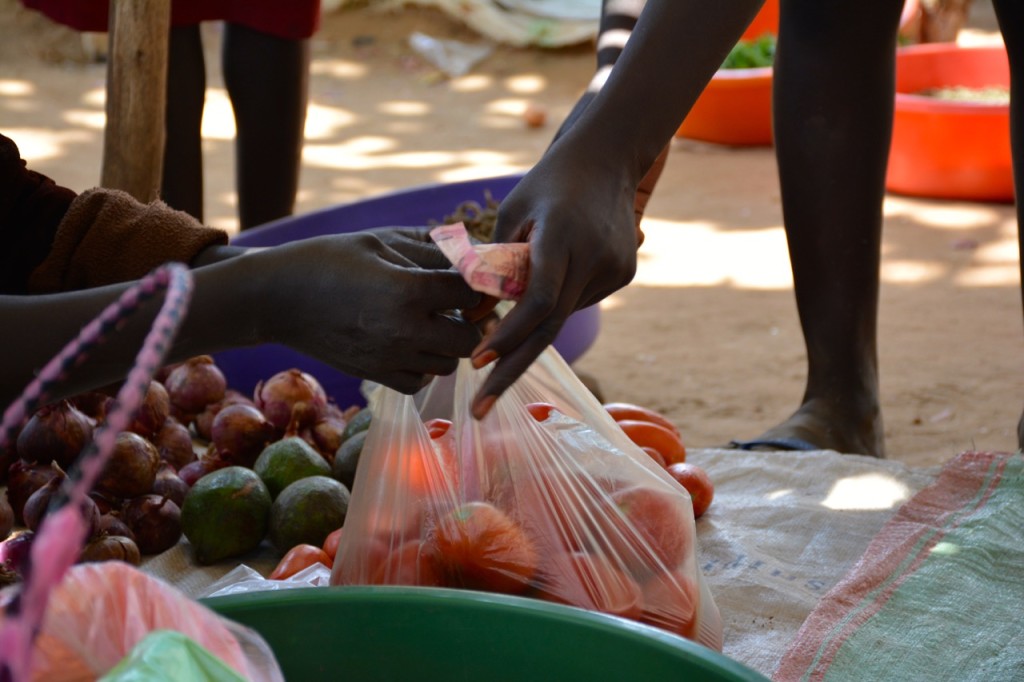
xmin=740 ymin=0 xmax=906 ymax=457
xmin=222 ymin=23 xmax=310 ymax=230
xmin=991 ymin=0 xmax=1024 ymax=451
xmin=552 ymin=0 xmax=667 ymax=230
xmin=161 ymin=24 xmax=206 ymax=221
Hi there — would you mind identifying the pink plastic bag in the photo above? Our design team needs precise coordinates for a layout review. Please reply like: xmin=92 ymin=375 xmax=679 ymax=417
xmin=0 ymin=562 xmax=282 ymax=682
xmin=331 ymin=347 xmax=723 ymax=650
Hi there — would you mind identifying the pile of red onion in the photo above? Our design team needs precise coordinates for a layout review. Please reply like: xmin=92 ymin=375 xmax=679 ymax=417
xmin=2 ymin=357 xmax=360 ymax=575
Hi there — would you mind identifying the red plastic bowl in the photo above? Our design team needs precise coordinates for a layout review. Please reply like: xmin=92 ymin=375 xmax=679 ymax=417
xmin=676 ymin=0 xmax=777 ymax=146
xmin=887 ymin=43 xmax=1012 ymax=202
xmin=677 ymin=0 xmax=922 ymax=148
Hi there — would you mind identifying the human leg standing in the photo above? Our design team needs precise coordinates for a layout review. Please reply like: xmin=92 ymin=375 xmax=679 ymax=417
xmin=160 ymin=24 xmax=207 ymax=221
xmin=990 ymin=0 xmax=1024 ymax=450
xmin=553 ymin=0 xmax=668 ymax=229
xmin=222 ymin=22 xmax=310 ymax=230
xmin=743 ymin=0 xmax=906 ymax=457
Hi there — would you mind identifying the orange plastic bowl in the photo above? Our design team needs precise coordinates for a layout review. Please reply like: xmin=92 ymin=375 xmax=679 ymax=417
xmin=676 ymin=0 xmax=922 ymax=148
xmin=676 ymin=0 xmax=777 ymax=146
xmin=676 ymin=67 xmax=774 ymax=146
xmin=887 ymin=43 xmax=1012 ymax=202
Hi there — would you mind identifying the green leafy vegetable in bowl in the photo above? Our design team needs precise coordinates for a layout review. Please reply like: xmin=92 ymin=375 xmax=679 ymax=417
xmin=721 ymin=33 xmax=776 ymax=69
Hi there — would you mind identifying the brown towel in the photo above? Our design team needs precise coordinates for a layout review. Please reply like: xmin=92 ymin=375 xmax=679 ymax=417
xmin=28 ymin=188 xmax=229 ymax=294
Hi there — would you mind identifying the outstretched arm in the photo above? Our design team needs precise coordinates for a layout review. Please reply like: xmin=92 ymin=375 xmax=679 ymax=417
xmin=471 ymin=0 xmax=765 ymax=417
xmin=1 ymin=230 xmax=482 ymax=408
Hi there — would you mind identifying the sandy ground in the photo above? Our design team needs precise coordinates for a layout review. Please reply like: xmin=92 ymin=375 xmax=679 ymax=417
xmin=1 ymin=0 xmax=1019 ymax=469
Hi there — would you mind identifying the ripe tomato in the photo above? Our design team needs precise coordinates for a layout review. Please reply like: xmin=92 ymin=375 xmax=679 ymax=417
xmin=616 ymin=419 xmax=686 ymax=466
xmin=322 ymin=527 xmax=344 ymax=561
xmin=603 ymin=402 xmax=680 ymax=437
xmin=608 ymin=485 xmax=692 ymax=576
xmin=639 ymin=446 xmax=667 ymax=468
xmin=270 ymin=544 xmax=333 ymax=580
xmin=424 ymin=418 xmax=452 ymax=439
xmin=426 ymin=501 xmax=539 ymax=595
xmin=641 ymin=570 xmax=699 ymax=640
xmin=537 ymin=551 xmax=644 ymax=620
xmin=666 ymin=462 xmax=714 ymax=518
xmin=525 ymin=402 xmax=558 ymax=422
xmin=371 ymin=540 xmax=444 ymax=587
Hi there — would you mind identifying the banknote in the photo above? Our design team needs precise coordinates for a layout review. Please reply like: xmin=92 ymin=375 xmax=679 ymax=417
xmin=430 ymin=222 xmax=530 ymax=300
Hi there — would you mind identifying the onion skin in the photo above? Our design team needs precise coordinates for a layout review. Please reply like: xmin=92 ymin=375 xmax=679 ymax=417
xmin=0 ymin=494 xmax=13 ymax=541
xmin=211 ymin=403 xmax=277 ymax=468
xmin=6 ymin=460 xmax=63 ymax=524
xmin=254 ymin=369 xmax=328 ymax=432
xmin=16 ymin=400 xmax=94 ymax=470
xmin=194 ymin=390 xmax=255 ymax=441
xmin=311 ymin=414 xmax=347 ymax=463
xmin=153 ymin=418 xmax=197 ymax=471
xmin=121 ymin=494 xmax=182 ymax=555
xmin=178 ymin=459 xmax=212 ymax=488
xmin=95 ymin=432 xmax=160 ymax=501
xmin=79 ymin=534 xmax=141 ymax=566
xmin=23 ymin=479 xmax=101 ymax=538
xmin=97 ymin=513 xmax=136 ymax=542
xmin=153 ymin=462 xmax=190 ymax=508
xmin=129 ymin=381 xmax=171 ymax=439
xmin=165 ymin=355 xmax=227 ymax=414
xmin=0 ymin=530 xmax=34 ymax=577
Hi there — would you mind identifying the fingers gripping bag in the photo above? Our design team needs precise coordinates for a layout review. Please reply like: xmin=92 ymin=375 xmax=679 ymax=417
xmin=331 ymin=347 xmax=723 ymax=651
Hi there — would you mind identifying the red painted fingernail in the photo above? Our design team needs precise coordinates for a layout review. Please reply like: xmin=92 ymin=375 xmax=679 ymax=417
xmin=473 ymin=395 xmax=497 ymax=420
xmin=471 ymin=349 xmax=499 ymax=369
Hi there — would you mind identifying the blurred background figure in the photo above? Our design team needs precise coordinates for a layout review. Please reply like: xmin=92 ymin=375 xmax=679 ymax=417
xmin=20 ymin=0 xmax=320 ymax=229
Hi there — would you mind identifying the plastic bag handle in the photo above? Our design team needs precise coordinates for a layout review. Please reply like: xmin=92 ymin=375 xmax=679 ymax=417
xmin=0 ymin=263 xmax=193 ymax=682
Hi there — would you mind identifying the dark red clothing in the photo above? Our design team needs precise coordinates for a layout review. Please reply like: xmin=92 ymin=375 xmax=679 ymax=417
xmin=21 ymin=0 xmax=321 ymax=41
xmin=0 ymin=133 xmax=76 ymax=294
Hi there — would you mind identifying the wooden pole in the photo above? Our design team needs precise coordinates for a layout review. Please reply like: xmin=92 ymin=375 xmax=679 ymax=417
xmin=101 ymin=0 xmax=171 ymax=203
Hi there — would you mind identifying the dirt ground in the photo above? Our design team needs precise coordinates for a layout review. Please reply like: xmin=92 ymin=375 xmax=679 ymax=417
xmin=1 ymin=1 xmax=1019 ymax=469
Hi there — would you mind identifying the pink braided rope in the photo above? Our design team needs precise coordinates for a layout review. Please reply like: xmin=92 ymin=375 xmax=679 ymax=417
xmin=0 ymin=263 xmax=193 ymax=681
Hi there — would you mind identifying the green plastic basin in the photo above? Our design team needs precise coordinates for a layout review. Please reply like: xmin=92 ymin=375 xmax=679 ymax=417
xmin=203 ymin=586 xmax=768 ymax=681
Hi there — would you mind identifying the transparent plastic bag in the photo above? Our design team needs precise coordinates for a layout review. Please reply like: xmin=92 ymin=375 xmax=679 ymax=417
xmin=331 ymin=347 xmax=723 ymax=650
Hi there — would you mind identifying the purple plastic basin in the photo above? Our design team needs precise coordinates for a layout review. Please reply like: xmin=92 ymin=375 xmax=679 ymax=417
xmin=212 ymin=174 xmax=600 ymax=407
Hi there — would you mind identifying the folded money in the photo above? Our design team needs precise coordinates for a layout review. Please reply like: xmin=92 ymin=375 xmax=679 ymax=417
xmin=430 ymin=222 xmax=530 ymax=300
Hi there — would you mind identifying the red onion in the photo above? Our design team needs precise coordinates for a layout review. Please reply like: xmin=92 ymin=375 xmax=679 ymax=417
xmin=121 ymin=494 xmax=182 ymax=555
xmin=0 ymin=494 xmax=13 ymax=541
xmin=254 ymin=369 xmax=327 ymax=432
xmin=154 ymin=362 xmax=180 ymax=384
xmin=89 ymin=491 xmax=118 ymax=516
xmin=6 ymin=460 xmax=63 ymax=524
xmin=129 ymin=381 xmax=171 ymax=439
xmin=165 ymin=355 xmax=227 ymax=414
xmin=16 ymin=400 xmax=94 ymax=469
xmin=193 ymin=389 xmax=254 ymax=440
xmin=95 ymin=432 xmax=160 ymax=501
xmin=153 ymin=462 xmax=189 ymax=507
xmin=97 ymin=513 xmax=136 ymax=541
xmin=22 ymin=475 xmax=63 ymax=532
xmin=153 ymin=418 xmax=197 ymax=471
xmin=178 ymin=451 xmax=227 ymax=488
xmin=310 ymin=413 xmax=347 ymax=463
xmin=0 ymin=530 xmax=34 ymax=577
xmin=23 ymin=477 xmax=100 ymax=537
xmin=79 ymin=534 xmax=141 ymax=565
xmin=69 ymin=391 xmax=115 ymax=421
xmin=211 ymin=403 xmax=277 ymax=467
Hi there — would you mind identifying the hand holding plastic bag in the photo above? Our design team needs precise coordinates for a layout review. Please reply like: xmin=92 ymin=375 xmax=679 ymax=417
xmin=331 ymin=347 xmax=722 ymax=650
